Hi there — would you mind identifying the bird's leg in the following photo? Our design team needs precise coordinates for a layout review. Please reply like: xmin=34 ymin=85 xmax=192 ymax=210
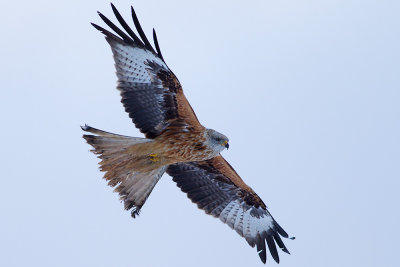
xmin=149 ymin=153 xmax=160 ymax=162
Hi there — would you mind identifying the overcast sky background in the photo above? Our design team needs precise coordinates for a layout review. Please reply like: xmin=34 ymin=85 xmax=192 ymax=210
xmin=1 ymin=0 xmax=399 ymax=266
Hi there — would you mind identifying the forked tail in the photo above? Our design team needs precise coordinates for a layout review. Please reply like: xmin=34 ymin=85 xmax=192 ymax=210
xmin=81 ymin=124 xmax=166 ymax=217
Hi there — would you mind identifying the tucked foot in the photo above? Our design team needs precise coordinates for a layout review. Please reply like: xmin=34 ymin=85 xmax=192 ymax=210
xmin=149 ymin=153 xmax=160 ymax=162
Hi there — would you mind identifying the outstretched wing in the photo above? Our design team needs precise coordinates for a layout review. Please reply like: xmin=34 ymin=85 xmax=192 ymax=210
xmin=167 ymin=155 xmax=293 ymax=264
xmin=92 ymin=4 xmax=202 ymax=138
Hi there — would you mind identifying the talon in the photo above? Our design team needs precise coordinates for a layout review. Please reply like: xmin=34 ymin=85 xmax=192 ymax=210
xmin=149 ymin=153 xmax=160 ymax=162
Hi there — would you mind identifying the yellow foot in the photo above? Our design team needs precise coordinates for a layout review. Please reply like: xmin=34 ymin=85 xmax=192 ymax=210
xmin=149 ymin=153 xmax=160 ymax=162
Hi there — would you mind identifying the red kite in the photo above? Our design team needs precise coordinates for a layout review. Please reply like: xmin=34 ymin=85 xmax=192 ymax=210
xmin=82 ymin=4 xmax=294 ymax=264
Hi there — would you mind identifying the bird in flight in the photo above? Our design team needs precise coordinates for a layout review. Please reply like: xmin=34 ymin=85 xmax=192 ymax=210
xmin=82 ymin=3 xmax=294 ymax=264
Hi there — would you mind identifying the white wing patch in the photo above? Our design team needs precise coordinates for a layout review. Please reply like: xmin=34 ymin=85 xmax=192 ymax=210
xmin=108 ymin=40 xmax=168 ymax=84
xmin=219 ymin=200 xmax=275 ymax=246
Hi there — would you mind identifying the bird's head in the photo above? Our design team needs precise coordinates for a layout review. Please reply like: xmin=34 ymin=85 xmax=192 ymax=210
xmin=205 ymin=129 xmax=230 ymax=154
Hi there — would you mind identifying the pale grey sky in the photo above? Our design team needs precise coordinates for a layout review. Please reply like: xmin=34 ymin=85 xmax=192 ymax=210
xmin=1 ymin=0 xmax=399 ymax=266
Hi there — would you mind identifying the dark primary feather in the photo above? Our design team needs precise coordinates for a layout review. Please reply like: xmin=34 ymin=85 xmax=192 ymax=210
xmin=130 ymin=6 xmax=156 ymax=54
xmin=97 ymin=11 xmax=134 ymax=45
xmin=273 ymin=233 xmax=291 ymax=254
xmin=91 ymin=23 xmax=122 ymax=42
xmin=256 ymin=234 xmax=267 ymax=264
xmin=167 ymin=157 xmax=293 ymax=264
xmin=153 ymin=28 xmax=165 ymax=62
xmin=94 ymin=4 xmax=163 ymax=66
xmin=110 ymin=3 xmax=144 ymax=46
xmin=266 ymin=234 xmax=280 ymax=263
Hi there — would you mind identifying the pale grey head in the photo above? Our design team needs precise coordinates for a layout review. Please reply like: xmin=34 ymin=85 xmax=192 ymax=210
xmin=204 ymin=128 xmax=230 ymax=157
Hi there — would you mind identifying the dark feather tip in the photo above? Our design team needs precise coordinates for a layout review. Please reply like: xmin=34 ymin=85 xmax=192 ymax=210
xmin=257 ymin=250 xmax=267 ymax=264
xmin=130 ymin=6 xmax=156 ymax=53
xmin=153 ymin=28 xmax=164 ymax=61
xmin=110 ymin=3 xmax=144 ymax=46
xmin=91 ymin=23 xmax=103 ymax=31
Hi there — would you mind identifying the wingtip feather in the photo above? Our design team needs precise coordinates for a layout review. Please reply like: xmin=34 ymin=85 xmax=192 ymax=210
xmin=130 ymin=5 xmax=156 ymax=53
xmin=152 ymin=28 xmax=165 ymax=61
xmin=256 ymin=234 xmax=267 ymax=264
xmin=266 ymin=235 xmax=280 ymax=263
xmin=91 ymin=22 xmax=102 ymax=31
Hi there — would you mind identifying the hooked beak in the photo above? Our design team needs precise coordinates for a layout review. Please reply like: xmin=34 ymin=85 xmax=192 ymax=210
xmin=223 ymin=140 xmax=229 ymax=150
